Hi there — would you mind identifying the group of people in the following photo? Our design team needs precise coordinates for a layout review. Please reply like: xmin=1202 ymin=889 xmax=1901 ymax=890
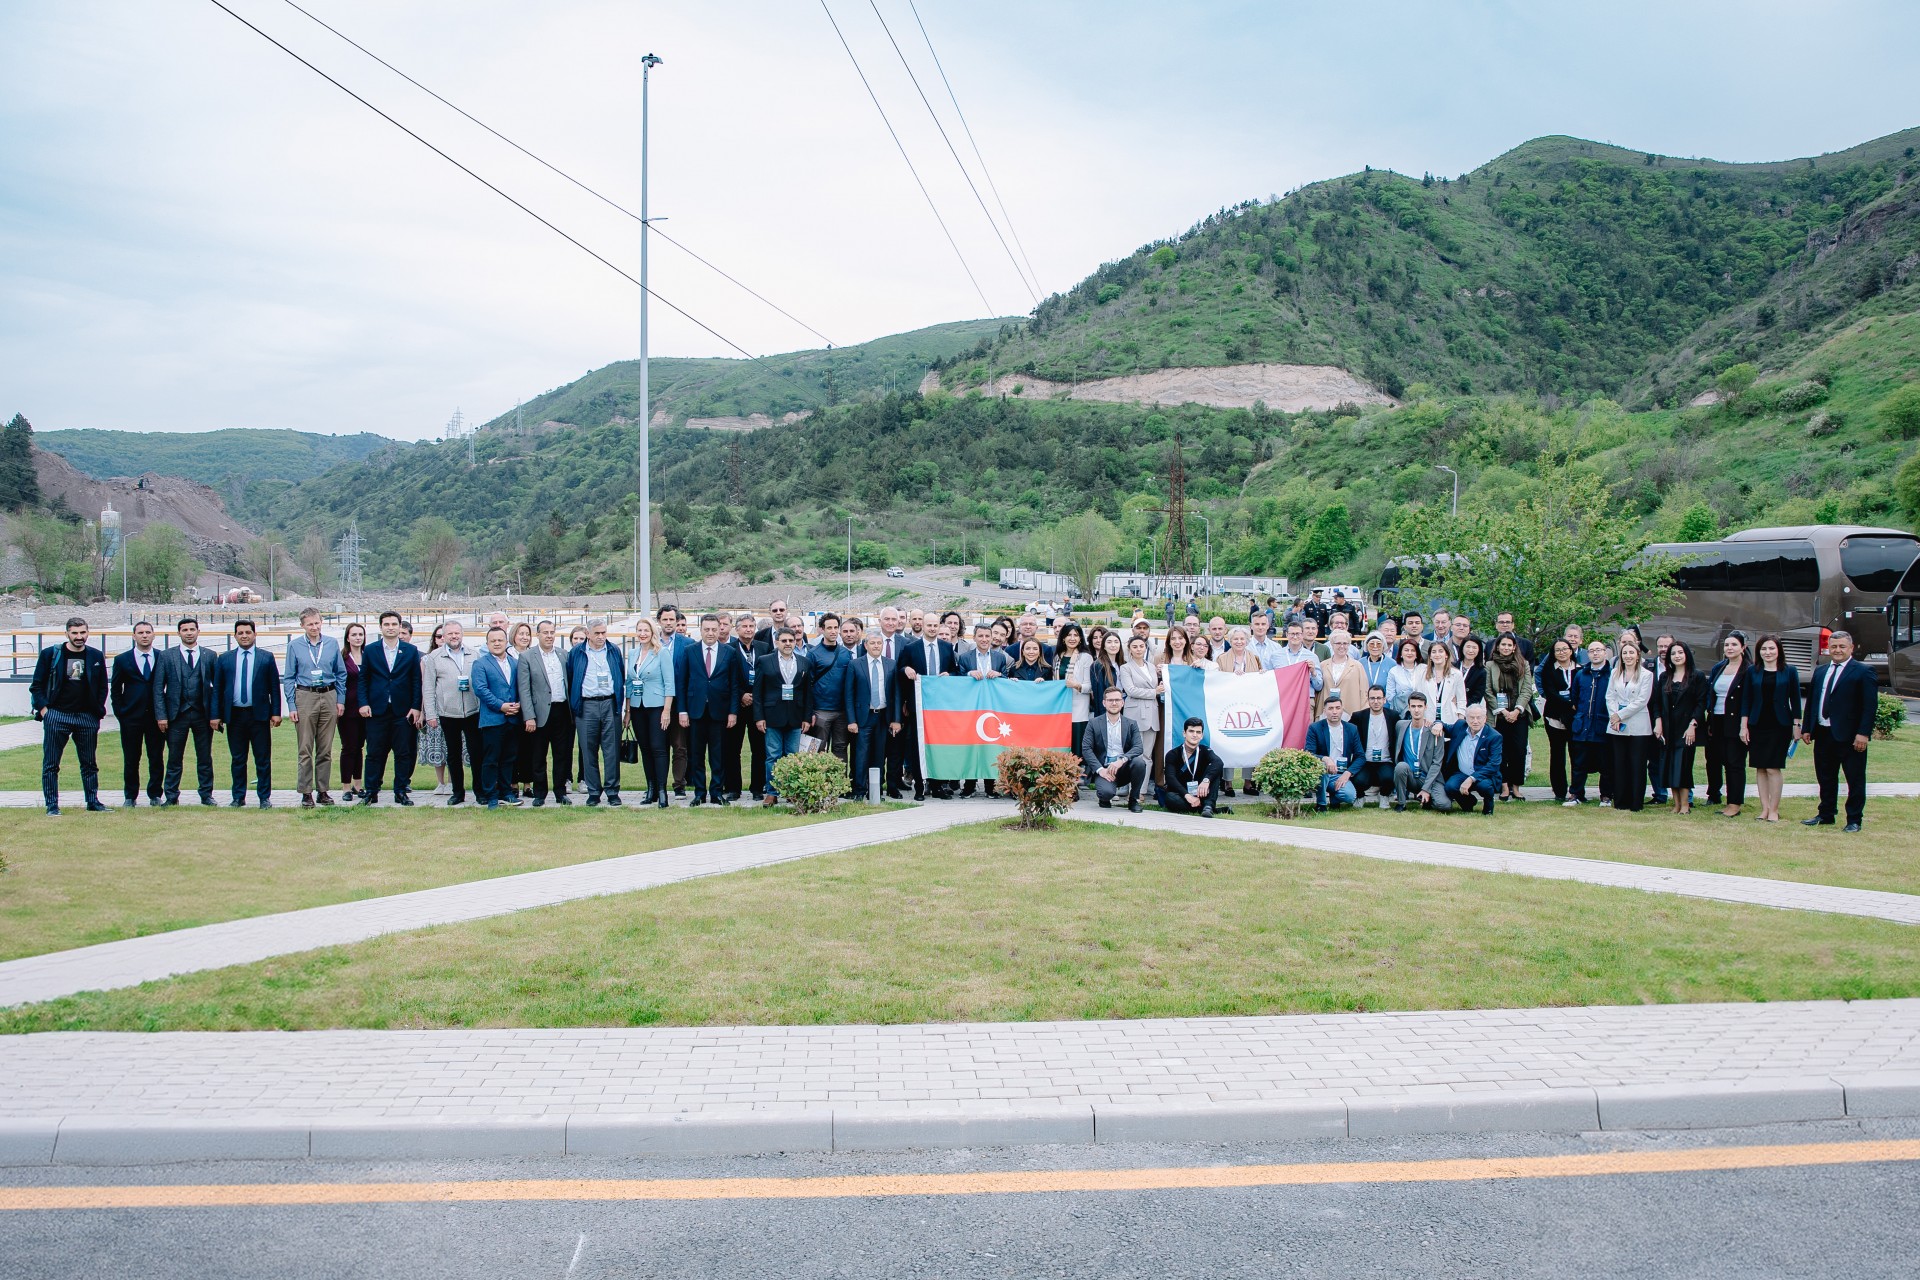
xmin=30 ymin=596 xmax=1883 ymax=830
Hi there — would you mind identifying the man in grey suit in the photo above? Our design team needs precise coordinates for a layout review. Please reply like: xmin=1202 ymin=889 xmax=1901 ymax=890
xmin=516 ymin=619 xmax=574 ymax=807
xmin=1082 ymin=686 xmax=1148 ymax=811
xmin=154 ymin=616 xmax=217 ymax=806
xmin=1391 ymin=691 xmax=1453 ymax=811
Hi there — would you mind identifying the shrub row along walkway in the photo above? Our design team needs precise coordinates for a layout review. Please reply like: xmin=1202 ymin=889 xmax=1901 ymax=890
xmin=6 ymin=796 xmax=1920 ymax=1011
xmin=3 ymin=1000 xmax=1918 ymax=1161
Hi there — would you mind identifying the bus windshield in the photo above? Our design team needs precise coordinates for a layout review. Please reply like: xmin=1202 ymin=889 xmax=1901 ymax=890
xmin=1839 ymin=535 xmax=1920 ymax=594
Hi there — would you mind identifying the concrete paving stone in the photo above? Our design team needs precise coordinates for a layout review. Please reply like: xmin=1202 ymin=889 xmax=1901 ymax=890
xmin=0 ymin=1120 xmax=61 ymax=1166
xmin=1346 ymin=1087 xmax=1600 ymax=1137
xmin=567 ymin=1111 xmax=833 ymax=1158
xmin=51 ymin=1117 xmax=310 ymax=1165
xmin=1094 ymin=1099 xmax=1348 ymax=1145
xmin=832 ymin=1105 xmax=1095 ymax=1152
xmin=308 ymin=1115 xmax=566 ymax=1159
xmin=1596 ymin=1078 xmax=1845 ymax=1130
xmin=1838 ymin=1071 xmax=1920 ymax=1117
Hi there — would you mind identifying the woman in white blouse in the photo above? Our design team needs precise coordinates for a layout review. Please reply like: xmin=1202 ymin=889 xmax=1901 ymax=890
xmin=1384 ymin=637 xmax=1424 ymax=716
xmin=1605 ymin=635 xmax=1655 ymax=812
xmin=1417 ymin=641 xmax=1467 ymax=726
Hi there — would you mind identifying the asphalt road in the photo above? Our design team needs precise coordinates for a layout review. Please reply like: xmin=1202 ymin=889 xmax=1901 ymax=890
xmin=7 ymin=1117 xmax=1920 ymax=1278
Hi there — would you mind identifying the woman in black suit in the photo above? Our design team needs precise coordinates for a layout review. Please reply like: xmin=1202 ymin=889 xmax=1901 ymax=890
xmin=1457 ymin=635 xmax=1487 ymax=711
xmin=1537 ymin=637 xmax=1581 ymax=804
xmin=1740 ymin=634 xmax=1801 ymax=823
xmin=1702 ymin=632 xmax=1753 ymax=817
xmin=1653 ymin=640 xmax=1711 ymax=815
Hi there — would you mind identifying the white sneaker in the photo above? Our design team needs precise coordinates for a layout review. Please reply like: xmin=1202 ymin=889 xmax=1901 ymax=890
xmin=1598 ymin=799 xmax=1613 ymax=808
xmin=434 ymin=782 xmax=451 ymax=796
xmin=1562 ymin=799 xmax=1579 ymax=808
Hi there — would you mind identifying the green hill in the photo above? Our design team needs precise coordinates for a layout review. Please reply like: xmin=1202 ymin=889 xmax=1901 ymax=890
xmin=240 ymin=130 xmax=1920 ymax=595
xmin=943 ymin=129 xmax=1920 ymax=405
xmin=38 ymin=428 xmax=393 ymax=486
xmin=481 ymin=317 xmax=1019 ymax=433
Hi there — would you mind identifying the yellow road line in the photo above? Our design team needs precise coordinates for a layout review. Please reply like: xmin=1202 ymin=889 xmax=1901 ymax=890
xmin=4 ymin=1140 xmax=1919 ymax=1211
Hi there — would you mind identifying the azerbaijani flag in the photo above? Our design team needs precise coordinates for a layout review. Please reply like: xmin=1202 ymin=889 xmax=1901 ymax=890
xmin=1164 ymin=663 xmax=1313 ymax=768
xmin=917 ymin=676 xmax=1073 ymax=779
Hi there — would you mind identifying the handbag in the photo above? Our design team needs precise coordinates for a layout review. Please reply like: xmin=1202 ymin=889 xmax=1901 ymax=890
xmin=618 ymin=719 xmax=640 ymax=765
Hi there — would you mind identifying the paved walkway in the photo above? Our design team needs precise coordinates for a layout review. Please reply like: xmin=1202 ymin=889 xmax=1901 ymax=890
xmin=9 ymin=795 xmax=1920 ymax=1011
xmin=4 ymin=1001 xmax=1919 ymax=1160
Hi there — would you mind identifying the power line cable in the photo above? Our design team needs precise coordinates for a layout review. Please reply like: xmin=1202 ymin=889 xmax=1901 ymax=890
xmin=866 ymin=0 xmax=1037 ymax=304
xmin=275 ymin=0 xmax=836 ymax=348
xmin=906 ymin=0 xmax=1042 ymax=297
xmin=818 ymin=0 xmax=994 ymax=316
xmin=203 ymin=0 xmax=761 ymax=360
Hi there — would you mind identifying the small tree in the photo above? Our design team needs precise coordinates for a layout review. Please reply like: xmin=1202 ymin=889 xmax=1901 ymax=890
xmin=405 ymin=516 xmax=463 ymax=596
xmin=124 ymin=524 xmax=197 ymax=602
xmin=1896 ymin=450 xmax=1920 ymax=530
xmin=246 ymin=537 xmax=288 ymax=599
xmin=1675 ymin=502 xmax=1719 ymax=542
xmin=770 ymin=752 xmax=849 ymax=813
xmin=1384 ymin=461 xmax=1679 ymax=649
xmin=296 ymin=529 xmax=333 ymax=593
xmin=1251 ymin=749 xmax=1326 ymax=819
xmin=1715 ymin=363 xmax=1758 ymax=399
xmin=1880 ymin=384 xmax=1920 ymax=440
xmin=9 ymin=511 xmax=76 ymax=589
xmin=1051 ymin=509 xmax=1121 ymax=599
xmin=995 ymin=747 xmax=1083 ymax=827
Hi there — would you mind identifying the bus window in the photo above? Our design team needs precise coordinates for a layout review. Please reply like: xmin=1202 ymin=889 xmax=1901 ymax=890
xmin=1669 ymin=541 xmax=1818 ymax=593
xmin=1839 ymin=535 xmax=1920 ymax=594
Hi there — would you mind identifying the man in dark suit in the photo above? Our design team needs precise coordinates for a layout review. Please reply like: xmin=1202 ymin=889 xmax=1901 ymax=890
xmin=1304 ymin=694 xmax=1364 ymax=810
xmin=674 ymin=612 xmax=744 ymax=806
xmin=1801 ymin=629 xmax=1878 ymax=831
xmin=897 ymin=617 xmax=958 ymax=800
xmin=844 ymin=631 xmax=898 ymax=801
xmin=210 ymin=618 xmax=284 ymax=809
xmin=110 ymin=619 xmax=166 ymax=807
xmin=874 ymin=607 xmax=912 ymax=797
xmin=155 ymin=616 xmax=217 ymax=806
xmin=1441 ymin=701 xmax=1503 ymax=815
xmin=1158 ymin=716 xmax=1225 ymax=816
xmin=727 ymin=613 xmax=767 ymax=801
xmin=752 ymin=599 xmax=792 ymax=655
xmin=1082 ymin=686 xmax=1147 ymax=811
xmin=1348 ymin=684 xmax=1400 ymax=807
xmin=754 ymin=626 xmax=816 ymax=806
xmin=30 ymin=616 xmax=110 ymax=816
xmin=356 ymin=610 xmax=423 ymax=805
xmin=956 ymin=621 xmax=1011 ymax=798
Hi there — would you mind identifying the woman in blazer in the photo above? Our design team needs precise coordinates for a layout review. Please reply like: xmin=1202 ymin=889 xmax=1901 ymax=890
xmin=1216 ymin=627 xmax=1263 ymax=675
xmin=1457 ymin=635 xmax=1488 ymax=712
xmin=1703 ymin=633 xmax=1754 ymax=817
xmin=1536 ymin=637 xmax=1581 ymax=804
xmin=1605 ymin=637 xmax=1655 ymax=811
xmin=1740 ymin=634 xmax=1802 ymax=823
xmin=1118 ymin=634 xmax=1164 ymax=789
xmin=1653 ymin=640 xmax=1711 ymax=814
xmin=1484 ymin=633 xmax=1535 ymax=801
xmin=1008 ymin=638 xmax=1052 ymax=681
xmin=625 ymin=619 xmax=676 ymax=808
xmin=1384 ymin=638 xmax=1424 ymax=716
xmin=338 ymin=622 xmax=368 ymax=802
xmin=1417 ymin=642 xmax=1467 ymax=727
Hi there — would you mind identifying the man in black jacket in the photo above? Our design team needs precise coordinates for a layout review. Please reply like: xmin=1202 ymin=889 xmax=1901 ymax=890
xmin=30 ymin=616 xmax=110 ymax=816
xmin=109 ymin=619 xmax=165 ymax=807
xmin=210 ymin=619 xmax=284 ymax=809
xmin=754 ymin=626 xmax=816 ymax=806
xmin=727 ymin=613 xmax=768 ymax=801
xmin=1348 ymin=684 xmax=1400 ymax=807
xmin=1801 ymin=630 xmax=1879 ymax=831
xmin=897 ymin=618 xmax=959 ymax=799
xmin=1158 ymin=716 xmax=1225 ymax=816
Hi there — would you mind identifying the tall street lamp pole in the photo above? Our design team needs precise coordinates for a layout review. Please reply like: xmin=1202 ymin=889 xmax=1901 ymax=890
xmin=636 ymin=51 xmax=663 ymax=619
xmin=1196 ymin=512 xmax=1212 ymax=595
xmin=1436 ymin=464 xmax=1458 ymax=517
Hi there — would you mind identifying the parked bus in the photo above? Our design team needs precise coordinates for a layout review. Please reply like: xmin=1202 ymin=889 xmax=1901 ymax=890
xmin=1890 ymin=553 xmax=1920 ymax=698
xmin=1638 ymin=526 xmax=1917 ymax=685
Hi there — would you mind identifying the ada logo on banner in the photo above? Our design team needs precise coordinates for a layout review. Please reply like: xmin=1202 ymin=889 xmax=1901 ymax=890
xmin=1215 ymin=700 xmax=1275 ymax=738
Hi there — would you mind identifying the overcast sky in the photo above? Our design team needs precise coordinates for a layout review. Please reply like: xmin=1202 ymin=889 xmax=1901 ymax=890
xmin=3 ymin=0 xmax=1916 ymax=441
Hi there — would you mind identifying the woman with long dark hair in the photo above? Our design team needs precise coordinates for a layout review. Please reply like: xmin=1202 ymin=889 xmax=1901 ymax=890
xmin=1703 ymin=632 xmax=1752 ymax=817
xmin=1458 ymin=635 xmax=1488 ymax=712
xmin=1741 ymin=634 xmax=1801 ymax=823
xmin=1055 ymin=622 xmax=1090 ymax=764
xmin=1089 ymin=629 xmax=1125 ymax=707
xmin=1537 ymin=637 xmax=1581 ymax=804
xmin=1009 ymin=637 xmax=1051 ymax=680
xmin=337 ymin=621 xmax=368 ymax=801
xmin=1654 ymin=640 xmax=1711 ymax=815
xmin=1485 ymin=632 xmax=1534 ymax=801
xmin=1385 ymin=637 xmax=1424 ymax=716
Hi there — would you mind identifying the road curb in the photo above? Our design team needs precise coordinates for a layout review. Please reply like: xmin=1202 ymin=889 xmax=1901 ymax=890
xmin=9 ymin=1074 xmax=1920 ymax=1166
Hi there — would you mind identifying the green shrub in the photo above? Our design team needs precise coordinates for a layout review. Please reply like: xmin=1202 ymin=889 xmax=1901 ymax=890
xmin=1876 ymin=693 xmax=1907 ymax=740
xmin=1770 ymin=380 xmax=1828 ymax=413
xmin=1881 ymin=384 xmax=1920 ymax=440
xmin=769 ymin=751 xmax=850 ymax=813
xmin=995 ymin=747 xmax=1083 ymax=827
xmin=1251 ymin=748 xmax=1326 ymax=818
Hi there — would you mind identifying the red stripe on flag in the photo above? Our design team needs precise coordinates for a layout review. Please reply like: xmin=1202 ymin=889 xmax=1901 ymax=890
xmin=1273 ymin=663 xmax=1313 ymax=750
xmin=921 ymin=707 xmax=1071 ymax=750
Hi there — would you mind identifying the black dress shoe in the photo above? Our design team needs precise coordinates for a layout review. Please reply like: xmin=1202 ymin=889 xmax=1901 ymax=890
xmin=228 ymin=797 xmax=246 ymax=808
xmin=688 ymin=796 xmax=703 ymax=807
xmin=1098 ymin=798 xmax=1112 ymax=808
xmin=1802 ymin=816 xmax=1834 ymax=826
xmin=258 ymin=799 xmax=272 ymax=809
xmin=606 ymin=795 xmax=622 ymax=807
xmin=1844 ymin=822 xmax=1862 ymax=833
xmin=588 ymin=795 xmax=603 ymax=807
xmin=531 ymin=796 xmax=546 ymax=807
xmin=555 ymin=795 xmax=573 ymax=806
xmin=301 ymin=794 xmax=316 ymax=809
xmin=1199 ymin=805 xmax=1215 ymax=818
xmin=394 ymin=794 xmax=415 ymax=806
xmin=86 ymin=800 xmax=109 ymax=813
xmin=1128 ymin=799 xmax=1142 ymax=813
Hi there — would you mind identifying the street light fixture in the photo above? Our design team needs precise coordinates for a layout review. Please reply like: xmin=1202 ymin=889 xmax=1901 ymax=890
xmin=635 ymin=50 xmax=663 ymax=618
xmin=1436 ymin=465 xmax=1459 ymax=517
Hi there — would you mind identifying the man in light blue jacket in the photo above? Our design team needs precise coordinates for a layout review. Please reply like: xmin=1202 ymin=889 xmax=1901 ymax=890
xmin=472 ymin=626 xmax=523 ymax=809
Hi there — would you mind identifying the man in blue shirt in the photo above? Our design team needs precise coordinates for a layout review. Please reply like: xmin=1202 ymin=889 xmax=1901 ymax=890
xmin=211 ymin=618 xmax=283 ymax=809
xmin=1303 ymin=694 xmax=1363 ymax=811
xmin=1442 ymin=701 xmax=1503 ymax=815
xmin=282 ymin=606 xmax=347 ymax=807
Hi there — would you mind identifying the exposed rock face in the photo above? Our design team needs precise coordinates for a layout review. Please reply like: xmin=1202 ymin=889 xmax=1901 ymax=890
xmin=31 ymin=448 xmax=256 ymax=570
xmin=927 ymin=363 xmax=1397 ymax=412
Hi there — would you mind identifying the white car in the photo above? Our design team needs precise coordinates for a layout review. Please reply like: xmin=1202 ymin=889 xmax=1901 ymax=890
xmin=886 ymin=566 xmax=905 ymax=578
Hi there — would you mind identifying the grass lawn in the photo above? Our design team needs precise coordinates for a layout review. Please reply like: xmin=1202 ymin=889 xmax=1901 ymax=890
xmin=1226 ymin=798 xmax=1920 ymax=896
xmin=8 ymin=822 xmax=1919 ymax=1034
xmin=0 ymin=804 xmax=884 ymax=963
